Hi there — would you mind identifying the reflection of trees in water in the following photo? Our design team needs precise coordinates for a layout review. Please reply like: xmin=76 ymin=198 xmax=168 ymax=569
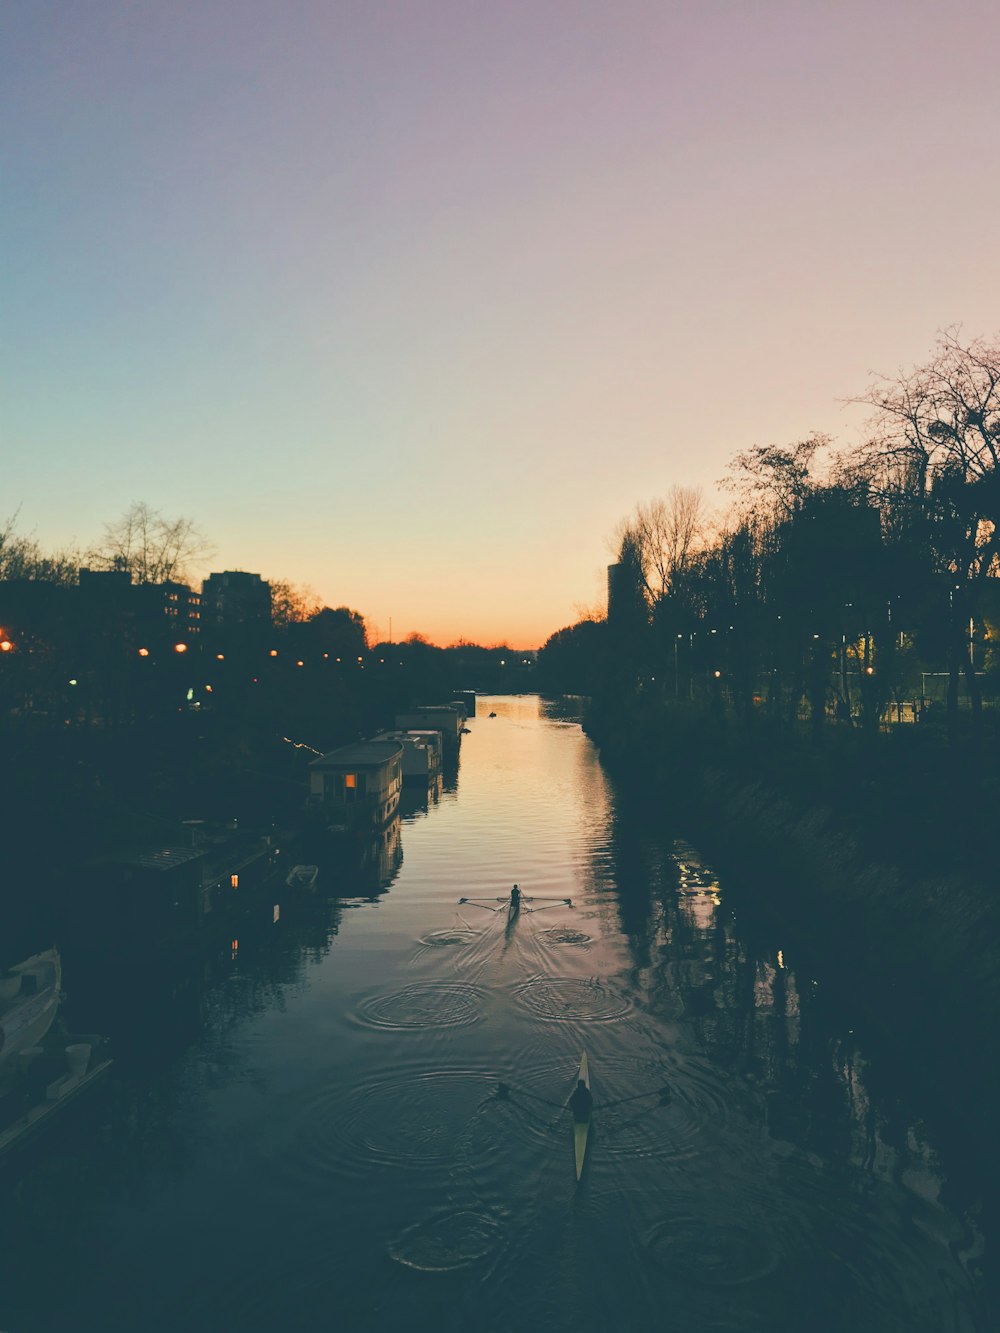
xmin=596 ymin=814 xmax=951 ymax=1198
xmin=6 ymin=886 xmax=348 ymax=1254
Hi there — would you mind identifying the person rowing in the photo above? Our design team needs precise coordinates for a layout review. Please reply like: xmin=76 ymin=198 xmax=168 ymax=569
xmin=568 ymin=1077 xmax=593 ymax=1122
xmin=509 ymin=884 xmax=521 ymax=911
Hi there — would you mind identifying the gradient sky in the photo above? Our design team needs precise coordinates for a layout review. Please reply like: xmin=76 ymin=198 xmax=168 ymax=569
xmin=5 ymin=2 xmax=1000 ymax=647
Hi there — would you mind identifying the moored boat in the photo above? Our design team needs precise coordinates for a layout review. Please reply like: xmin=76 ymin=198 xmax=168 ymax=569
xmin=308 ymin=740 xmax=403 ymax=836
xmin=285 ymin=864 xmax=319 ymax=892
xmin=0 ymin=949 xmax=62 ymax=1070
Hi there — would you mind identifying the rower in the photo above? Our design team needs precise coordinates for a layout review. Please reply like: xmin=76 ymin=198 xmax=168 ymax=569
xmin=510 ymin=884 xmax=521 ymax=910
xmin=568 ymin=1078 xmax=593 ymax=1122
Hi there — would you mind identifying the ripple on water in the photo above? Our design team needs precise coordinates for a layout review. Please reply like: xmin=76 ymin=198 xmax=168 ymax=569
xmin=537 ymin=927 xmax=592 ymax=949
xmin=416 ymin=928 xmax=480 ymax=948
xmin=278 ymin=1069 xmax=497 ymax=1188
xmin=559 ymin=1050 xmax=738 ymax=1170
xmin=644 ymin=1215 xmax=779 ymax=1287
xmin=513 ymin=977 xmax=631 ymax=1023
xmin=389 ymin=1209 xmax=504 ymax=1273
xmin=353 ymin=981 xmax=484 ymax=1031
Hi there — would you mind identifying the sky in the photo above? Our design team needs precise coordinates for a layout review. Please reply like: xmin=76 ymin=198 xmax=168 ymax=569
xmin=4 ymin=1 xmax=1000 ymax=648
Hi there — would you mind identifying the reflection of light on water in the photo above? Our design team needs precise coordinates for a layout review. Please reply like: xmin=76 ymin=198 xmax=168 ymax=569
xmin=677 ymin=890 xmax=720 ymax=931
xmin=673 ymin=841 xmax=723 ymax=932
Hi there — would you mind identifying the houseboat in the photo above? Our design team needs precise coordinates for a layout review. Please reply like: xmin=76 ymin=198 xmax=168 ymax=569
xmin=394 ymin=706 xmax=464 ymax=751
xmin=371 ymin=729 xmax=443 ymax=783
xmin=308 ymin=739 xmax=403 ymax=835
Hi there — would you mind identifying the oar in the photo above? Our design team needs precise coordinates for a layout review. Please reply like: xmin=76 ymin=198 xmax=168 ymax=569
xmin=458 ymin=898 xmax=501 ymax=912
xmin=524 ymin=896 xmax=573 ymax=903
xmin=496 ymin=1082 xmax=566 ymax=1110
xmin=599 ymin=1087 xmax=672 ymax=1108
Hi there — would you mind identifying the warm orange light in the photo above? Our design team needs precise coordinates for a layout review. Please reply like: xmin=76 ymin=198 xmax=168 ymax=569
xmin=344 ymin=773 xmax=357 ymax=789
xmin=296 ymin=660 xmax=304 ymax=667
xmin=269 ymin=649 xmax=278 ymax=657
xmin=0 ymin=641 xmax=12 ymax=654
xmin=174 ymin=642 xmax=187 ymax=654
xmin=713 ymin=670 xmax=722 ymax=678
xmin=138 ymin=647 xmax=150 ymax=657
xmin=216 ymin=653 xmax=225 ymax=660
xmin=864 ymin=665 xmax=875 ymax=676
xmin=231 ymin=874 xmax=239 ymax=889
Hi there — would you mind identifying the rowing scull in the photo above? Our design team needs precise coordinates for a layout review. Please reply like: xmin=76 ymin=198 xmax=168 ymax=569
xmin=572 ymin=1051 xmax=591 ymax=1181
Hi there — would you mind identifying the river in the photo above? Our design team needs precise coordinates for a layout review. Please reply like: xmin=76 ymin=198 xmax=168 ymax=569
xmin=0 ymin=695 xmax=992 ymax=1331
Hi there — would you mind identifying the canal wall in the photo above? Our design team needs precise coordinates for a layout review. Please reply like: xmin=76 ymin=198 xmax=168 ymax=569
xmin=584 ymin=695 xmax=1000 ymax=1171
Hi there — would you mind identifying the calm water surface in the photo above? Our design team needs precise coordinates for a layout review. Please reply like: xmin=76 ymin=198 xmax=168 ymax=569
xmin=0 ymin=696 xmax=991 ymax=1331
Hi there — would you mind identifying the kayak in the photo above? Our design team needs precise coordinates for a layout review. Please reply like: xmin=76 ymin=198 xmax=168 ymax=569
xmin=572 ymin=1051 xmax=590 ymax=1180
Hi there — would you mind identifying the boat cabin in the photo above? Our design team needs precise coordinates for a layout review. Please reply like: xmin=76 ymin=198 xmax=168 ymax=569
xmin=393 ymin=706 xmax=463 ymax=750
xmin=371 ymin=729 xmax=443 ymax=782
xmin=308 ymin=739 xmax=403 ymax=832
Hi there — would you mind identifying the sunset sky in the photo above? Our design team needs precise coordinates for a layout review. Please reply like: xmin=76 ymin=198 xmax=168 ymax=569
xmin=5 ymin=1 xmax=1000 ymax=648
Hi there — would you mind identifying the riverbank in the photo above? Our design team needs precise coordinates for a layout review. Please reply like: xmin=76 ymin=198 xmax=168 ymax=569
xmin=584 ymin=693 xmax=1000 ymax=1179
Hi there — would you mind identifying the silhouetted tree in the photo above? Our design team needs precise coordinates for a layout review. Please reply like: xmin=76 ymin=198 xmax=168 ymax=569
xmin=87 ymin=502 xmax=212 ymax=585
xmin=851 ymin=329 xmax=1000 ymax=727
xmin=537 ymin=619 xmax=607 ymax=695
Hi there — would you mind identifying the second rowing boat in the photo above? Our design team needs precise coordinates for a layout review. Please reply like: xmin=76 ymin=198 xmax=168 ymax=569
xmin=572 ymin=1051 xmax=590 ymax=1180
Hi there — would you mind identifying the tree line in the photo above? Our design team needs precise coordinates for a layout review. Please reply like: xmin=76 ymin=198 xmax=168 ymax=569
xmin=539 ymin=328 xmax=1000 ymax=738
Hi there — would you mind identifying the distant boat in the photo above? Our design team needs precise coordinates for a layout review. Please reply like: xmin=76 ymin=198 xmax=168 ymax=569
xmin=0 ymin=948 xmax=62 ymax=1069
xmin=488 ymin=711 xmax=497 ymax=718
xmin=285 ymin=864 xmax=319 ymax=893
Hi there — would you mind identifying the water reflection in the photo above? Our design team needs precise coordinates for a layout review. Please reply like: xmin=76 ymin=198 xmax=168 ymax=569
xmin=0 ymin=695 xmax=990 ymax=1332
xmin=314 ymin=815 xmax=403 ymax=900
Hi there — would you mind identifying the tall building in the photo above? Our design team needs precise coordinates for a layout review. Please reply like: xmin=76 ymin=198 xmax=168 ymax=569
xmin=201 ymin=571 xmax=271 ymax=657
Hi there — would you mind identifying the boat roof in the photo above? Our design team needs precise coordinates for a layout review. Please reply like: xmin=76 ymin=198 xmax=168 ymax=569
xmin=309 ymin=739 xmax=404 ymax=770
xmin=112 ymin=846 xmax=206 ymax=872
xmin=373 ymin=729 xmax=441 ymax=744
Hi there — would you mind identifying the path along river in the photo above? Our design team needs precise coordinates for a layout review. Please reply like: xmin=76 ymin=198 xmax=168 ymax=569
xmin=0 ymin=695 xmax=992 ymax=1331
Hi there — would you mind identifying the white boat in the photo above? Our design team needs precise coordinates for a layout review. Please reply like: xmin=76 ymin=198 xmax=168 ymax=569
xmin=285 ymin=864 xmax=319 ymax=892
xmin=572 ymin=1052 xmax=591 ymax=1181
xmin=0 ymin=948 xmax=62 ymax=1068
